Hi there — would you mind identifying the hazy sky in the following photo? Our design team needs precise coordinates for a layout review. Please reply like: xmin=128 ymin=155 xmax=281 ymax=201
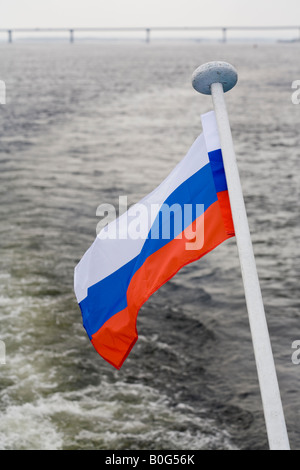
xmin=1 ymin=0 xmax=300 ymax=28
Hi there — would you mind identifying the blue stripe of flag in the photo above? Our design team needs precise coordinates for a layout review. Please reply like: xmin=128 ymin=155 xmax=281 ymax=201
xmin=208 ymin=149 xmax=228 ymax=193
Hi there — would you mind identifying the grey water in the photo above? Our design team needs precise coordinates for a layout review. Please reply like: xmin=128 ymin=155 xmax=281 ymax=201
xmin=0 ymin=41 xmax=299 ymax=450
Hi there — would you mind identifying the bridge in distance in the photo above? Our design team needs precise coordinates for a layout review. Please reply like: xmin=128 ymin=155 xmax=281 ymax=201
xmin=1 ymin=26 xmax=300 ymax=44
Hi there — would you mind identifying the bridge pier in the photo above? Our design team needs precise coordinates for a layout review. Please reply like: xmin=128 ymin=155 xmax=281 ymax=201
xmin=146 ymin=28 xmax=150 ymax=44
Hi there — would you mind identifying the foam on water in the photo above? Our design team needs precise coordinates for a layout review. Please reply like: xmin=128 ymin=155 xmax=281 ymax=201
xmin=0 ymin=380 xmax=237 ymax=450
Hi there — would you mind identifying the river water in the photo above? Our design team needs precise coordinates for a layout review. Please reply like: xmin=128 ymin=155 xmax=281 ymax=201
xmin=0 ymin=41 xmax=299 ymax=450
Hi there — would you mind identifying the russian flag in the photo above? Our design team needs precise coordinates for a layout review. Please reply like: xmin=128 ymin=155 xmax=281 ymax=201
xmin=74 ymin=111 xmax=234 ymax=369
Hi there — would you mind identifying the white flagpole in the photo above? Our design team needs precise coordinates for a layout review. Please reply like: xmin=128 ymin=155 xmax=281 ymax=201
xmin=192 ymin=62 xmax=290 ymax=450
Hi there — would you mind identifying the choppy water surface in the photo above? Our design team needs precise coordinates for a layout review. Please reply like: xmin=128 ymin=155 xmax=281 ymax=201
xmin=0 ymin=41 xmax=299 ymax=450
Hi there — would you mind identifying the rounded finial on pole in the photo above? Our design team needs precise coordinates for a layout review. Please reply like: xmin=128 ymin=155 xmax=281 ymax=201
xmin=192 ymin=61 xmax=238 ymax=95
